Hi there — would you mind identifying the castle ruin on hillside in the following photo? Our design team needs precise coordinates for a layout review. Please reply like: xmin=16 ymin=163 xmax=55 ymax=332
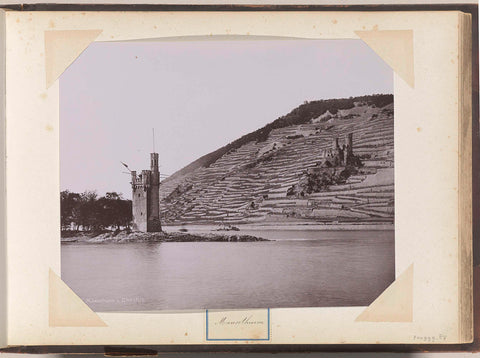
xmin=287 ymin=132 xmax=362 ymax=197
xmin=130 ymin=152 xmax=162 ymax=232
xmin=318 ymin=133 xmax=356 ymax=168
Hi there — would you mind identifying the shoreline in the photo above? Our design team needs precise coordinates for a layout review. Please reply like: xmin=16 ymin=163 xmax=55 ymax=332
xmin=163 ymin=223 xmax=394 ymax=232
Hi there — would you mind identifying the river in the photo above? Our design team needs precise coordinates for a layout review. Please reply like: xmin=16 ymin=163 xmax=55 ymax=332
xmin=61 ymin=229 xmax=394 ymax=311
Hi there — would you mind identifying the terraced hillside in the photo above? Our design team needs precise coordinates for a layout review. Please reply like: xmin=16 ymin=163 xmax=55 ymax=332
xmin=160 ymin=95 xmax=394 ymax=227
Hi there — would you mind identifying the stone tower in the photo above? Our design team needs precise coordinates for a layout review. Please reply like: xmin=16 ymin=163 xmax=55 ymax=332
xmin=345 ymin=133 xmax=354 ymax=166
xmin=131 ymin=152 xmax=162 ymax=232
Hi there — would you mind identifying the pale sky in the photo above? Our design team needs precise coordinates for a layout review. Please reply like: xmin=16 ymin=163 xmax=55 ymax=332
xmin=60 ymin=39 xmax=393 ymax=199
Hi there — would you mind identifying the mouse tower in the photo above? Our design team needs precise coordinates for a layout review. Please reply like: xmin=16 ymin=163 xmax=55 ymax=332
xmin=130 ymin=132 xmax=162 ymax=232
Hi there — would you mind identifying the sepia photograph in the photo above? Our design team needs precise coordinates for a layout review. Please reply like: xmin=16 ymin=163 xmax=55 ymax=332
xmin=60 ymin=38 xmax=395 ymax=312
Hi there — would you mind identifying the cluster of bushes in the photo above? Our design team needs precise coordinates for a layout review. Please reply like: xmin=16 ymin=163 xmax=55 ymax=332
xmin=61 ymin=190 xmax=132 ymax=232
xmin=287 ymin=166 xmax=359 ymax=197
xmin=165 ymin=94 xmax=393 ymax=182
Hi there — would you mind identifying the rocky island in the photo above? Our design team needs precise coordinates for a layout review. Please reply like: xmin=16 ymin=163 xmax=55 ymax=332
xmin=61 ymin=230 xmax=270 ymax=244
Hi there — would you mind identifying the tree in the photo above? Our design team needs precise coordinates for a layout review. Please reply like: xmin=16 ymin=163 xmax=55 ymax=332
xmin=60 ymin=190 xmax=132 ymax=231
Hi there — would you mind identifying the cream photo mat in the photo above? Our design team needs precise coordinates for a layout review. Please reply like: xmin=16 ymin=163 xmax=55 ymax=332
xmin=5 ymin=10 xmax=464 ymax=345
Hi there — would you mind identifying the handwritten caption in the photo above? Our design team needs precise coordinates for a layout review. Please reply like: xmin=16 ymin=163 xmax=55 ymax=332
xmin=206 ymin=309 xmax=270 ymax=340
xmin=214 ymin=315 xmax=265 ymax=326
